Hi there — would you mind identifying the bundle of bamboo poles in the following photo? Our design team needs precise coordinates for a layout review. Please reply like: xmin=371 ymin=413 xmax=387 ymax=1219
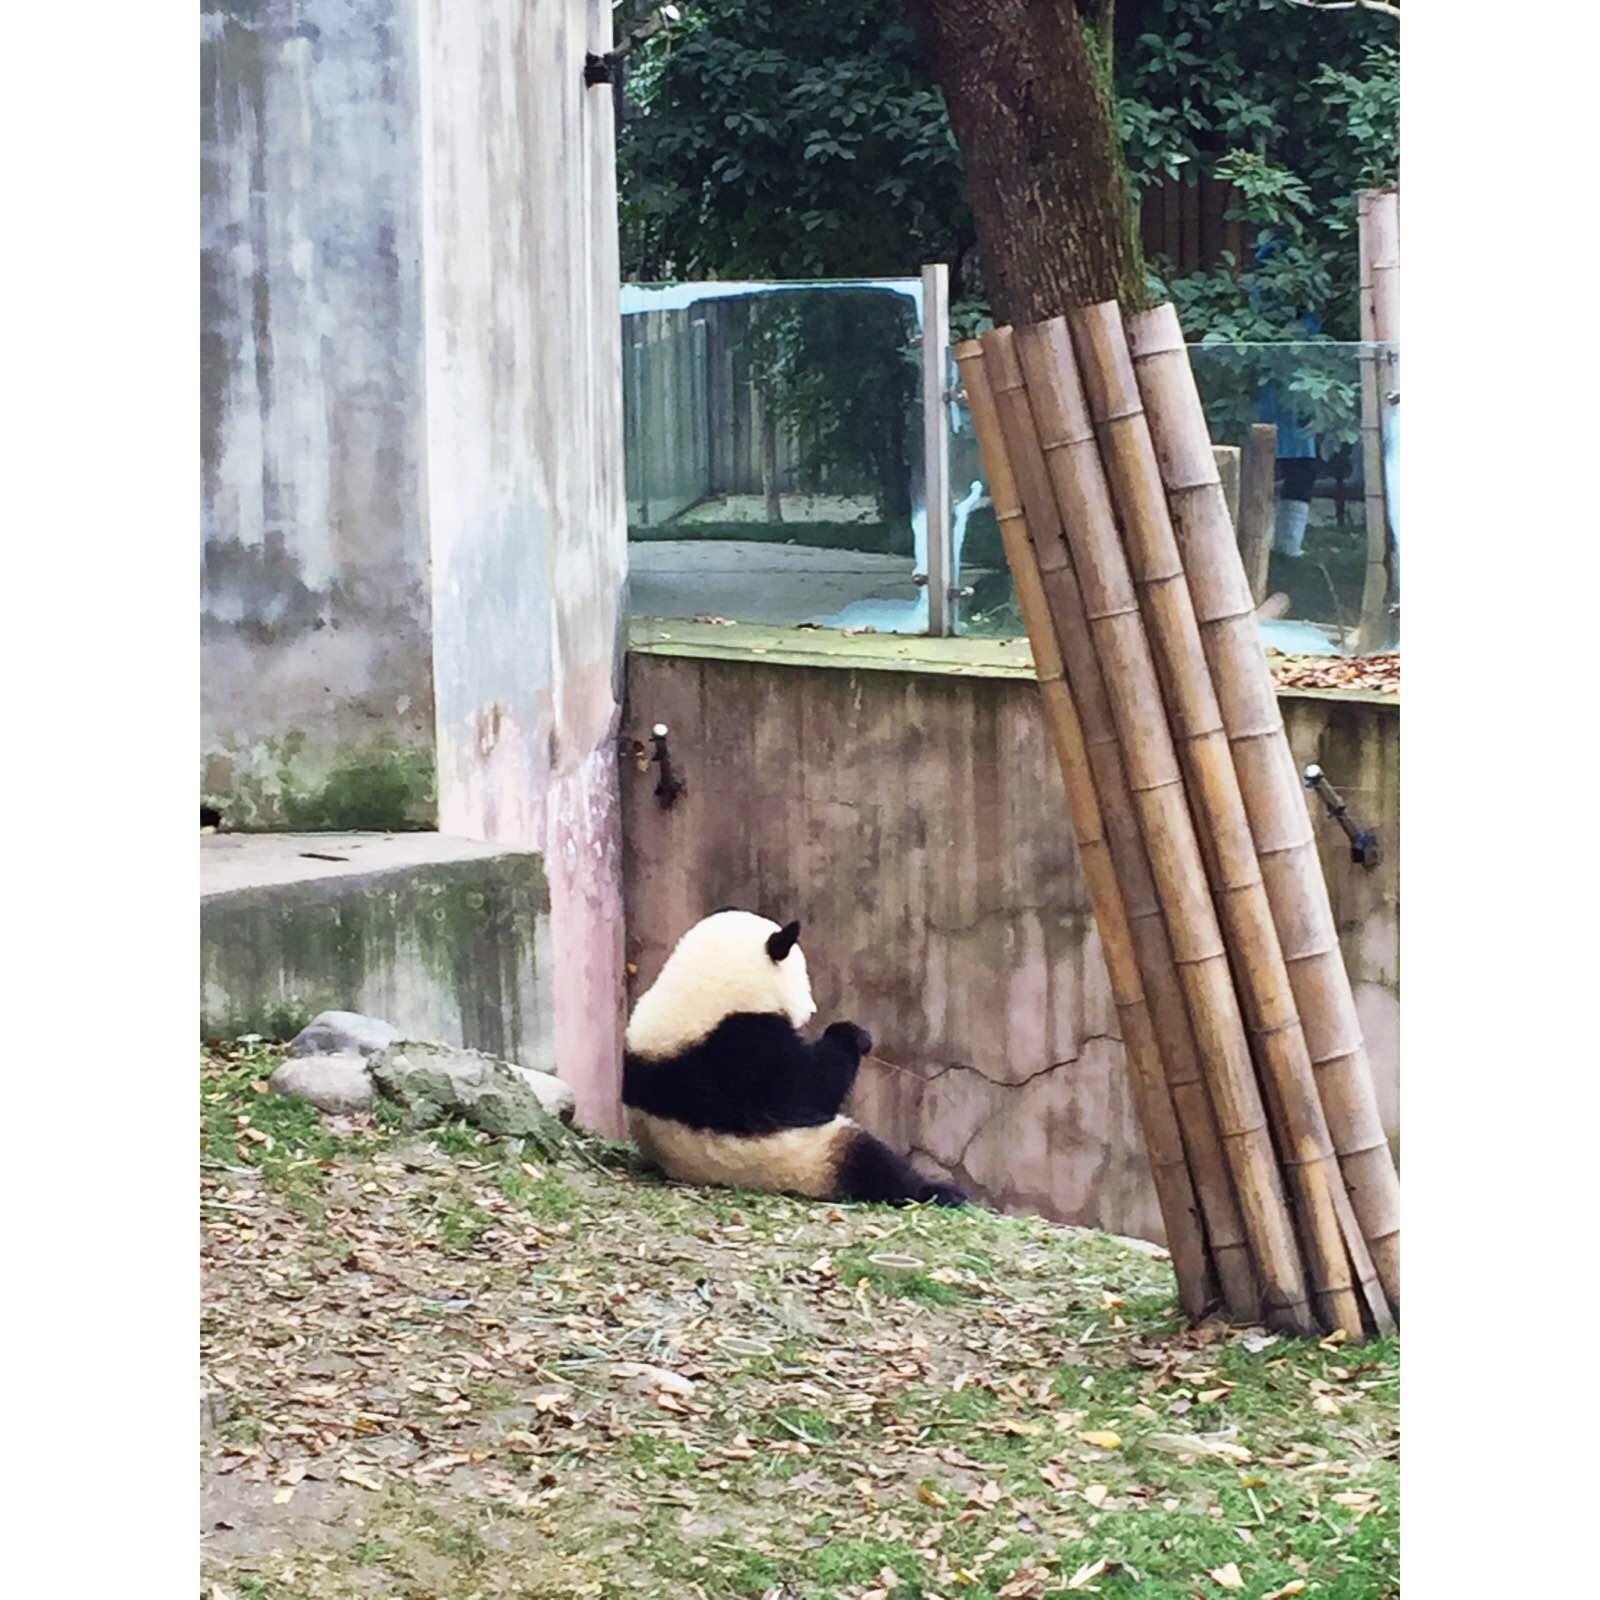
xmin=957 ymin=306 xmax=1400 ymax=1340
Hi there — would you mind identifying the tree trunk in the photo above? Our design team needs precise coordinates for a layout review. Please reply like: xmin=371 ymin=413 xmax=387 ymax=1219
xmin=906 ymin=0 xmax=1146 ymax=324
xmin=759 ymin=397 xmax=783 ymax=524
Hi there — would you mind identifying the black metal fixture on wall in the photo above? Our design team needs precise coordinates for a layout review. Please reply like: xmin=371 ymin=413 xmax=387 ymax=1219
xmin=622 ymin=722 xmax=687 ymax=811
xmin=1304 ymin=764 xmax=1381 ymax=870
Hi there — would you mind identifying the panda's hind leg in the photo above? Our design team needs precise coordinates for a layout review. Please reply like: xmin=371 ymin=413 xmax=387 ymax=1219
xmin=834 ymin=1128 xmax=967 ymax=1207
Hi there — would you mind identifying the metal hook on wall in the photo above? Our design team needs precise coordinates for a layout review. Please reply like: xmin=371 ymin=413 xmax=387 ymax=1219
xmin=623 ymin=722 xmax=687 ymax=810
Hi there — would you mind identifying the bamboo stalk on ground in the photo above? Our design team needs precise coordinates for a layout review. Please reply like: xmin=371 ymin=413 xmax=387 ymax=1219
xmin=1057 ymin=303 xmax=1389 ymax=1337
xmin=952 ymin=338 xmax=1216 ymax=1319
xmin=1238 ymin=424 xmax=1278 ymax=607
xmin=1126 ymin=304 xmax=1402 ymax=1316
xmin=988 ymin=323 xmax=1313 ymax=1336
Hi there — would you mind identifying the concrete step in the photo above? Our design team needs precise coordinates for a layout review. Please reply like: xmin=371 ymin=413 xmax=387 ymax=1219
xmin=201 ymin=832 xmax=552 ymax=1069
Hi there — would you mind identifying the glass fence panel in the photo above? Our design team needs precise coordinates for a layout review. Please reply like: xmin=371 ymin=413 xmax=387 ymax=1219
xmin=622 ymin=280 xmax=932 ymax=635
xmin=950 ymin=340 xmax=1400 ymax=660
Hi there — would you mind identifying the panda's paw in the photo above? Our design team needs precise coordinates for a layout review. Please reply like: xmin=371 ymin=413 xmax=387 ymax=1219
xmin=923 ymin=1181 xmax=968 ymax=1208
xmin=825 ymin=1020 xmax=873 ymax=1059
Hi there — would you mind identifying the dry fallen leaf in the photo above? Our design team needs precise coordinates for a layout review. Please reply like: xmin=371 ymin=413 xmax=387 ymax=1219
xmin=1066 ymin=1558 xmax=1108 ymax=1590
xmin=611 ymin=1361 xmax=695 ymax=1396
xmin=1262 ymin=1583 xmax=1308 ymax=1600
xmin=1209 ymin=1562 xmax=1245 ymax=1590
xmin=997 ymin=1567 xmax=1050 ymax=1598
xmin=1079 ymin=1430 xmax=1122 ymax=1450
xmin=1082 ymin=1483 xmax=1109 ymax=1508
xmin=1144 ymin=1433 xmax=1252 ymax=1464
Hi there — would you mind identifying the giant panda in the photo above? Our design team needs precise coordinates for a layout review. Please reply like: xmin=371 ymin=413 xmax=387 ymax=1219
xmin=623 ymin=909 xmax=966 ymax=1207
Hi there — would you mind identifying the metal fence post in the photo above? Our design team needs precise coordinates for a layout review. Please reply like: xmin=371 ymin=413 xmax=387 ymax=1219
xmin=921 ymin=263 xmax=953 ymax=636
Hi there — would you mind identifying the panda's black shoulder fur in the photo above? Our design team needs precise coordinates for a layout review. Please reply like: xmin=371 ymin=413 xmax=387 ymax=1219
xmin=622 ymin=1013 xmax=867 ymax=1136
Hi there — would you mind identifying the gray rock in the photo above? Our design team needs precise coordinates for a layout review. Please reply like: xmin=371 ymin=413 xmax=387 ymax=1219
xmin=268 ymin=1053 xmax=375 ymax=1115
xmin=287 ymin=1010 xmax=402 ymax=1059
xmin=370 ymin=1041 xmax=567 ymax=1145
xmin=520 ymin=1067 xmax=576 ymax=1124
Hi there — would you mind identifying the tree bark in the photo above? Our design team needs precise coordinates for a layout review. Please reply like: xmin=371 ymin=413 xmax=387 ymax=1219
xmin=759 ymin=397 xmax=783 ymax=524
xmin=906 ymin=0 xmax=1147 ymax=323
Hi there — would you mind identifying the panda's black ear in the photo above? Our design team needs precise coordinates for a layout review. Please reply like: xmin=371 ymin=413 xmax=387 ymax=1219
xmin=766 ymin=920 xmax=801 ymax=962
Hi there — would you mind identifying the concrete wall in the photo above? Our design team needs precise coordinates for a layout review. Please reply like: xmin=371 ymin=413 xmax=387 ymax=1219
xmin=201 ymin=1 xmax=437 ymax=829
xmin=201 ymin=834 xmax=553 ymax=1068
xmin=621 ymin=651 xmax=1399 ymax=1245
xmin=201 ymin=1 xmax=628 ymax=1117
xmin=418 ymin=0 xmax=629 ymax=1129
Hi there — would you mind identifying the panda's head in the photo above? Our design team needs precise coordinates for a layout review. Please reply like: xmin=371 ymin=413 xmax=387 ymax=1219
xmin=626 ymin=909 xmax=817 ymax=1059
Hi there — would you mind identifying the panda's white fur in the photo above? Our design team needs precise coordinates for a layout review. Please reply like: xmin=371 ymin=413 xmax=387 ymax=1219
xmin=627 ymin=910 xmax=815 ymax=1059
xmin=622 ymin=910 xmax=965 ymax=1207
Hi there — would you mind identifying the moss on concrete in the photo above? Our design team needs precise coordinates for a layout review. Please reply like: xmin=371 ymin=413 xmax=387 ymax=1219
xmin=202 ymin=736 xmax=437 ymax=832
xmin=282 ymin=746 xmax=437 ymax=831
xmin=200 ymin=853 xmax=550 ymax=1061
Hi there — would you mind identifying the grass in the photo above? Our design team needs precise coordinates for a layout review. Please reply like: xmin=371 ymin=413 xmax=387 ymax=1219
xmin=833 ymin=1244 xmax=966 ymax=1304
xmin=202 ymin=1040 xmax=1397 ymax=1599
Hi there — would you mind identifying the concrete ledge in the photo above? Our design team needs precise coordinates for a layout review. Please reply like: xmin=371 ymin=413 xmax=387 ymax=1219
xmin=626 ymin=619 xmax=1400 ymax=705
xmin=201 ymin=833 xmax=553 ymax=1070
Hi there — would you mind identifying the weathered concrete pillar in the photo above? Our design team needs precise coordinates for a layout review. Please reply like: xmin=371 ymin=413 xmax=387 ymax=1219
xmin=416 ymin=0 xmax=628 ymax=1130
xmin=201 ymin=1 xmax=627 ymax=1124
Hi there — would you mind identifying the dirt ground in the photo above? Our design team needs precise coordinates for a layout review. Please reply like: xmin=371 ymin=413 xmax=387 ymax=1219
xmin=201 ymin=1044 xmax=1398 ymax=1600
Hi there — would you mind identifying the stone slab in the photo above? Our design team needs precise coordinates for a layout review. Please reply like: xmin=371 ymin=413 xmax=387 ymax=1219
xmin=201 ymin=833 xmax=553 ymax=1070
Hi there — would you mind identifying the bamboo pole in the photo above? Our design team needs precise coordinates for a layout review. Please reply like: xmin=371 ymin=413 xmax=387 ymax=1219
xmin=991 ymin=324 xmax=1315 ymax=1336
xmin=971 ymin=332 xmax=1263 ymax=1324
xmin=1366 ymin=188 xmax=1400 ymax=347
xmin=952 ymin=338 xmax=1216 ymax=1320
xmin=1213 ymin=446 xmax=1241 ymax=533
xmin=1060 ymin=302 xmax=1389 ymax=1337
xmin=1238 ymin=424 xmax=1278 ymax=607
xmin=1126 ymin=303 xmax=1402 ymax=1317
xmin=1356 ymin=190 xmax=1397 ymax=653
